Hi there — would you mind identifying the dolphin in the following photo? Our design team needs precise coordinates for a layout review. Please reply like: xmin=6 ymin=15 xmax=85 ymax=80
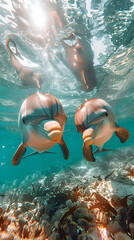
xmin=75 ymin=98 xmax=129 ymax=162
xmin=12 ymin=92 xmax=69 ymax=165
xmin=60 ymin=33 xmax=97 ymax=92
xmin=6 ymin=38 xmax=41 ymax=89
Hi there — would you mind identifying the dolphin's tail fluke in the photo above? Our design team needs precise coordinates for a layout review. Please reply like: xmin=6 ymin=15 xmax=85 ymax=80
xmin=6 ymin=38 xmax=21 ymax=58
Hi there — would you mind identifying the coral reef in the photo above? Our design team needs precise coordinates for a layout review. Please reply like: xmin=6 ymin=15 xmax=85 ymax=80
xmin=0 ymin=148 xmax=134 ymax=239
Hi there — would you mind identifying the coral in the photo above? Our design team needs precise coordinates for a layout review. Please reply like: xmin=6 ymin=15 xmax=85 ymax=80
xmin=0 ymin=161 xmax=134 ymax=240
xmin=125 ymin=167 xmax=134 ymax=178
xmin=88 ymin=192 xmax=117 ymax=216
xmin=0 ymin=215 xmax=10 ymax=231
xmin=18 ymin=218 xmax=28 ymax=237
xmin=22 ymin=225 xmax=29 ymax=238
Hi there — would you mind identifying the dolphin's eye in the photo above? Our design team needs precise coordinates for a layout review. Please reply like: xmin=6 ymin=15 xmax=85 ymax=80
xmin=105 ymin=112 xmax=108 ymax=117
xmin=22 ymin=118 xmax=26 ymax=124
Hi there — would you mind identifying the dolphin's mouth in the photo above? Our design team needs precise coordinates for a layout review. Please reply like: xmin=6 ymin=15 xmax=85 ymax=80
xmin=82 ymin=118 xmax=106 ymax=144
xmin=48 ymin=130 xmax=62 ymax=142
xmin=44 ymin=120 xmax=61 ymax=132
xmin=29 ymin=120 xmax=62 ymax=142
xmin=86 ymin=111 xmax=108 ymax=128
xmin=83 ymin=128 xmax=94 ymax=145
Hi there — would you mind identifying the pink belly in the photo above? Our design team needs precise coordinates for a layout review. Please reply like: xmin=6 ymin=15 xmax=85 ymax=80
xmin=93 ymin=122 xmax=114 ymax=146
xmin=27 ymin=131 xmax=55 ymax=153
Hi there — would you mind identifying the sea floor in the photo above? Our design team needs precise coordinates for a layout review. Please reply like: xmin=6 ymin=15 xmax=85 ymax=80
xmin=0 ymin=146 xmax=134 ymax=240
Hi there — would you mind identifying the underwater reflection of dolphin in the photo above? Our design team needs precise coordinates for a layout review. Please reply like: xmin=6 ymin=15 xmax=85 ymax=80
xmin=59 ymin=33 xmax=97 ymax=92
xmin=6 ymin=38 xmax=41 ymax=89
xmin=75 ymin=98 xmax=129 ymax=162
xmin=12 ymin=92 xmax=69 ymax=166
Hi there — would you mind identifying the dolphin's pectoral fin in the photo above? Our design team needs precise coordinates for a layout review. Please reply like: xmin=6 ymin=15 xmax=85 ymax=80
xmin=115 ymin=126 xmax=129 ymax=143
xmin=12 ymin=143 xmax=27 ymax=166
xmin=83 ymin=143 xmax=96 ymax=162
xmin=59 ymin=138 xmax=69 ymax=160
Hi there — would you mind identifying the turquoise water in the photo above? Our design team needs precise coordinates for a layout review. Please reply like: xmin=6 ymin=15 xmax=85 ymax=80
xmin=0 ymin=0 xmax=134 ymax=191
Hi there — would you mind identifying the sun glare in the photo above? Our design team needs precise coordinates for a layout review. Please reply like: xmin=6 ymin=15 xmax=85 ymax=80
xmin=29 ymin=3 xmax=48 ymax=33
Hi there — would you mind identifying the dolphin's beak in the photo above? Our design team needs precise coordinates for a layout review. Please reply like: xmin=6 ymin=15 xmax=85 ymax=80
xmin=44 ymin=120 xmax=62 ymax=142
xmin=82 ymin=128 xmax=94 ymax=145
xmin=48 ymin=129 xmax=62 ymax=142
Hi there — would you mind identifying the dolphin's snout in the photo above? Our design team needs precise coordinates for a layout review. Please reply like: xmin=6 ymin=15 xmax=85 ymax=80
xmin=44 ymin=120 xmax=62 ymax=142
xmin=48 ymin=130 xmax=62 ymax=142
xmin=83 ymin=128 xmax=94 ymax=140
xmin=83 ymin=128 xmax=94 ymax=145
xmin=83 ymin=137 xmax=92 ymax=146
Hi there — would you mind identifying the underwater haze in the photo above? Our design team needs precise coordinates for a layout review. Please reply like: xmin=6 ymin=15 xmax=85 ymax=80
xmin=0 ymin=0 xmax=134 ymax=194
xmin=1 ymin=0 xmax=134 ymax=239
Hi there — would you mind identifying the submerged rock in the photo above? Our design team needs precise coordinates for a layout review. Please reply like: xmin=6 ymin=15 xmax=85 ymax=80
xmin=41 ymin=219 xmax=53 ymax=238
xmin=0 ymin=232 xmax=14 ymax=240
xmin=63 ymin=220 xmax=77 ymax=237
xmin=114 ymin=232 xmax=132 ymax=240
xmin=0 ymin=152 xmax=134 ymax=239
xmin=111 ymin=194 xmax=122 ymax=209
xmin=36 ymin=205 xmax=46 ymax=219
xmin=40 ymin=213 xmax=50 ymax=222
xmin=0 ymin=207 xmax=3 ymax=215
xmin=84 ymin=186 xmax=91 ymax=200
xmin=27 ymin=210 xmax=33 ymax=220
xmin=65 ymin=199 xmax=73 ymax=208
xmin=7 ymin=221 xmax=18 ymax=235
xmin=14 ymin=209 xmax=22 ymax=218
xmin=28 ymin=222 xmax=42 ymax=238
xmin=77 ymin=218 xmax=90 ymax=231
xmin=78 ymin=234 xmax=93 ymax=240
xmin=18 ymin=217 xmax=28 ymax=237
xmin=106 ymin=220 xmax=122 ymax=235
xmin=51 ymin=207 xmax=69 ymax=223
xmin=20 ymin=202 xmax=35 ymax=213
xmin=22 ymin=194 xmax=34 ymax=202
xmin=22 ymin=225 xmax=29 ymax=238
xmin=48 ymin=232 xmax=61 ymax=240
xmin=72 ymin=207 xmax=95 ymax=224
xmin=129 ymin=222 xmax=134 ymax=239
xmin=24 ymin=202 xmax=35 ymax=210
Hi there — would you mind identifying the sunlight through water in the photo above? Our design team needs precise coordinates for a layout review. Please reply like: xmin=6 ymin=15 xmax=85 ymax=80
xmin=0 ymin=0 xmax=134 ymax=239
xmin=23 ymin=0 xmax=48 ymax=33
